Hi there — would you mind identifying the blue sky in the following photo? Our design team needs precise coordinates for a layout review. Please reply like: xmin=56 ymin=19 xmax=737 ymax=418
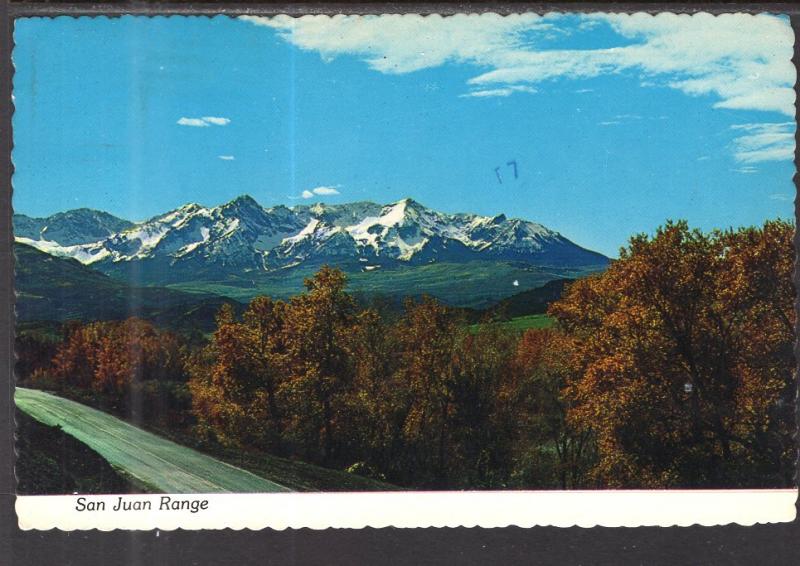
xmin=12 ymin=13 xmax=796 ymax=257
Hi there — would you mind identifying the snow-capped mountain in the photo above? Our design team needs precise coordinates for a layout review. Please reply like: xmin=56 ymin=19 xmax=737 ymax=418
xmin=14 ymin=195 xmax=608 ymax=282
xmin=13 ymin=209 xmax=134 ymax=246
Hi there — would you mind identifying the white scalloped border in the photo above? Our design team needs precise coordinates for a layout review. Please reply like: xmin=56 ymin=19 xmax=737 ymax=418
xmin=15 ymin=490 xmax=798 ymax=531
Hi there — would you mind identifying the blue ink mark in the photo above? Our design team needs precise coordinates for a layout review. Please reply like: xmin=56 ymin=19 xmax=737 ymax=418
xmin=507 ymin=160 xmax=518 ymax=179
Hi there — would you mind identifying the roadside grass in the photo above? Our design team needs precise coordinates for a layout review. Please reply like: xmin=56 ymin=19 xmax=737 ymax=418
xmin=145 ymin=424 xmax=400 ymax=492
xmin=15 ymin=409 xmax=142 ymax=495
xmin=180 ymin=439 xmax=400 ymax=492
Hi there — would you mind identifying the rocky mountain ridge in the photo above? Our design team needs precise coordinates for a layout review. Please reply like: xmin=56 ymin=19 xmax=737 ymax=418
xmin=15 ymin=195 xmax=609 ymax=281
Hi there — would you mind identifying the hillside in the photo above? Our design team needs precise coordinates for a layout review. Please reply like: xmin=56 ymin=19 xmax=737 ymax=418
xmin=15 ymin=242 xmax=242 ymax=331
xmin=466 ymin=278 xmax=574 ymax=330
xmin=14 ymin=208 xmax=134 ymax=245
xmin=485 ymin=278 xmax=574 ymax=319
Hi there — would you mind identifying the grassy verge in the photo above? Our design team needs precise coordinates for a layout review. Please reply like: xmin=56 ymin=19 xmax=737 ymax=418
xmin=136 ymin=418 xmax=401 ymax=492
xmin=15 ymin=409 xmax=143 ymax=495
xmin=164 ymin=435 xmax=401 ymax=492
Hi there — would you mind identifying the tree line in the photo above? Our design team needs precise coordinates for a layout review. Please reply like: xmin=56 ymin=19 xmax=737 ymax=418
xmin=19 ymin=219 xmax=795 ymax=489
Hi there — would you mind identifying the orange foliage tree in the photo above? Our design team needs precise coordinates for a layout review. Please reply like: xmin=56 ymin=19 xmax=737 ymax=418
xmin=550 ymin=220 xmax=795 ymax=487
xmin=511 ymin=328 xmax=595 ymax=488
xmin=188 ymin=299 xmax=290 ymax=452
xmin=389 ymin=296 xmax=461 ymax=485
xmin=47 ymin=318 xmax=186 ymax=416
xmin=282 ymin=266 xmax=358 ymax=463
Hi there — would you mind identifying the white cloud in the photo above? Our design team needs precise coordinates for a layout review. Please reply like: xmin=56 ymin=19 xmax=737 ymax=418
xmin=732 ymin=166 xmax=759 ymax=174
xmin=177 ymin=116 xmax=231 ymax=127
xmin=242 ymin=13 xmax=795 ymax=115
xmin=218 ymin=155 xmax=235 ymax=161
xmin=297 ymin=185 xmax=342 ymax=199
xmin=242 ymin=13 xmax=547 ymax=74
xmin=769 ymin=193 xmax=793 ymax=201
xmin=460 ymin=85 xmax=537 ymax=98
xmin=731 ymin=122 xmax=795 ymax=163
xmin=177 ymin=117 xmax=210 ymax=127
xmin=311 ymin=186 xmax=340 ymax=195
xmin=203 ymin=116 xmax=231 ymax=126
xmin=597 ymin=114 xmax=641 ymax=126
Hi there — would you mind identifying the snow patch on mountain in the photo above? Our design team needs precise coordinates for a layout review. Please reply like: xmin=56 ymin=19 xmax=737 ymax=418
xmin=15 ymin=237 xmax=112 ymax=264
xmin=284 ymin=218 xmax=321 ymax=244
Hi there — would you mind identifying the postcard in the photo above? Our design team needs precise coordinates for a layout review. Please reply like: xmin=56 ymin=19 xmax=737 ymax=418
xmin=11 ymin=12 xmax=797 ymax=530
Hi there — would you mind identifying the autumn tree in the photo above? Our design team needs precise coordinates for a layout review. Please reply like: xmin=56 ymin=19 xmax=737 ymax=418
xmin=448 ymin=323 xmax=519 ymax=487
xmin=335 ymin=308 xmax=400 ymax=478
xmin=188 ymin=299 xmax=289 ymax=451
xmin=92 ymin=319 xmax=184 ymax=395
xmin=551 ymin=220 xmax=795 ymax=487
xmin=716 ymin=220 xmax=795 ymax=484
xmin=282 ymin=266 xmax=358 ymax=463
xmin=15 ymin=331 xmax=59 ymax=384
xmin=44 ymin=318 xmax=188 ymax=420
xmin=389 ymin=296 xmax=462 ymax=486
xmin=510 ymin=328 xmax=595 ymax=489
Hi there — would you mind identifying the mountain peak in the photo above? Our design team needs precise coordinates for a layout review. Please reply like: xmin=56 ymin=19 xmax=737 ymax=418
xmin=227 ymin=194 xmax=260 ymax=207
xmin=56 ymin=207 xmax=106 ymax=216
xmin=396 ymin=197 xmax=421 ymax=206
xmin=221 ymin=195 xmax=265 ymax=217
xmin=178 ymin=202 xmax=203 ymax=213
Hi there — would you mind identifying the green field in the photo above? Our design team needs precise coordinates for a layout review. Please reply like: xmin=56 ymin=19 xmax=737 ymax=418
xmin=168 ymin=261 xmax=599 ymax=309
xmin=502 ymin=314 xmax=555 ymax=331
xmin=470 ymin=314 xmax=555 ymax=334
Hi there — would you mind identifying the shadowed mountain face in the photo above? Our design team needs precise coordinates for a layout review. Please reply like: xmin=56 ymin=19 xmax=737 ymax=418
xmin=14 ymin=195 xmax=609 ymax=286
xmin=15 ymin=242 xmax=241 ymax=331
xmin=13 ymin=209 xmax=135 ymax=246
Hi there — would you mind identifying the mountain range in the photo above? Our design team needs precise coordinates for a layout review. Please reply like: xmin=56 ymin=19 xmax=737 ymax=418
xmin=15 ymin=195 xmax=608 ymax=287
